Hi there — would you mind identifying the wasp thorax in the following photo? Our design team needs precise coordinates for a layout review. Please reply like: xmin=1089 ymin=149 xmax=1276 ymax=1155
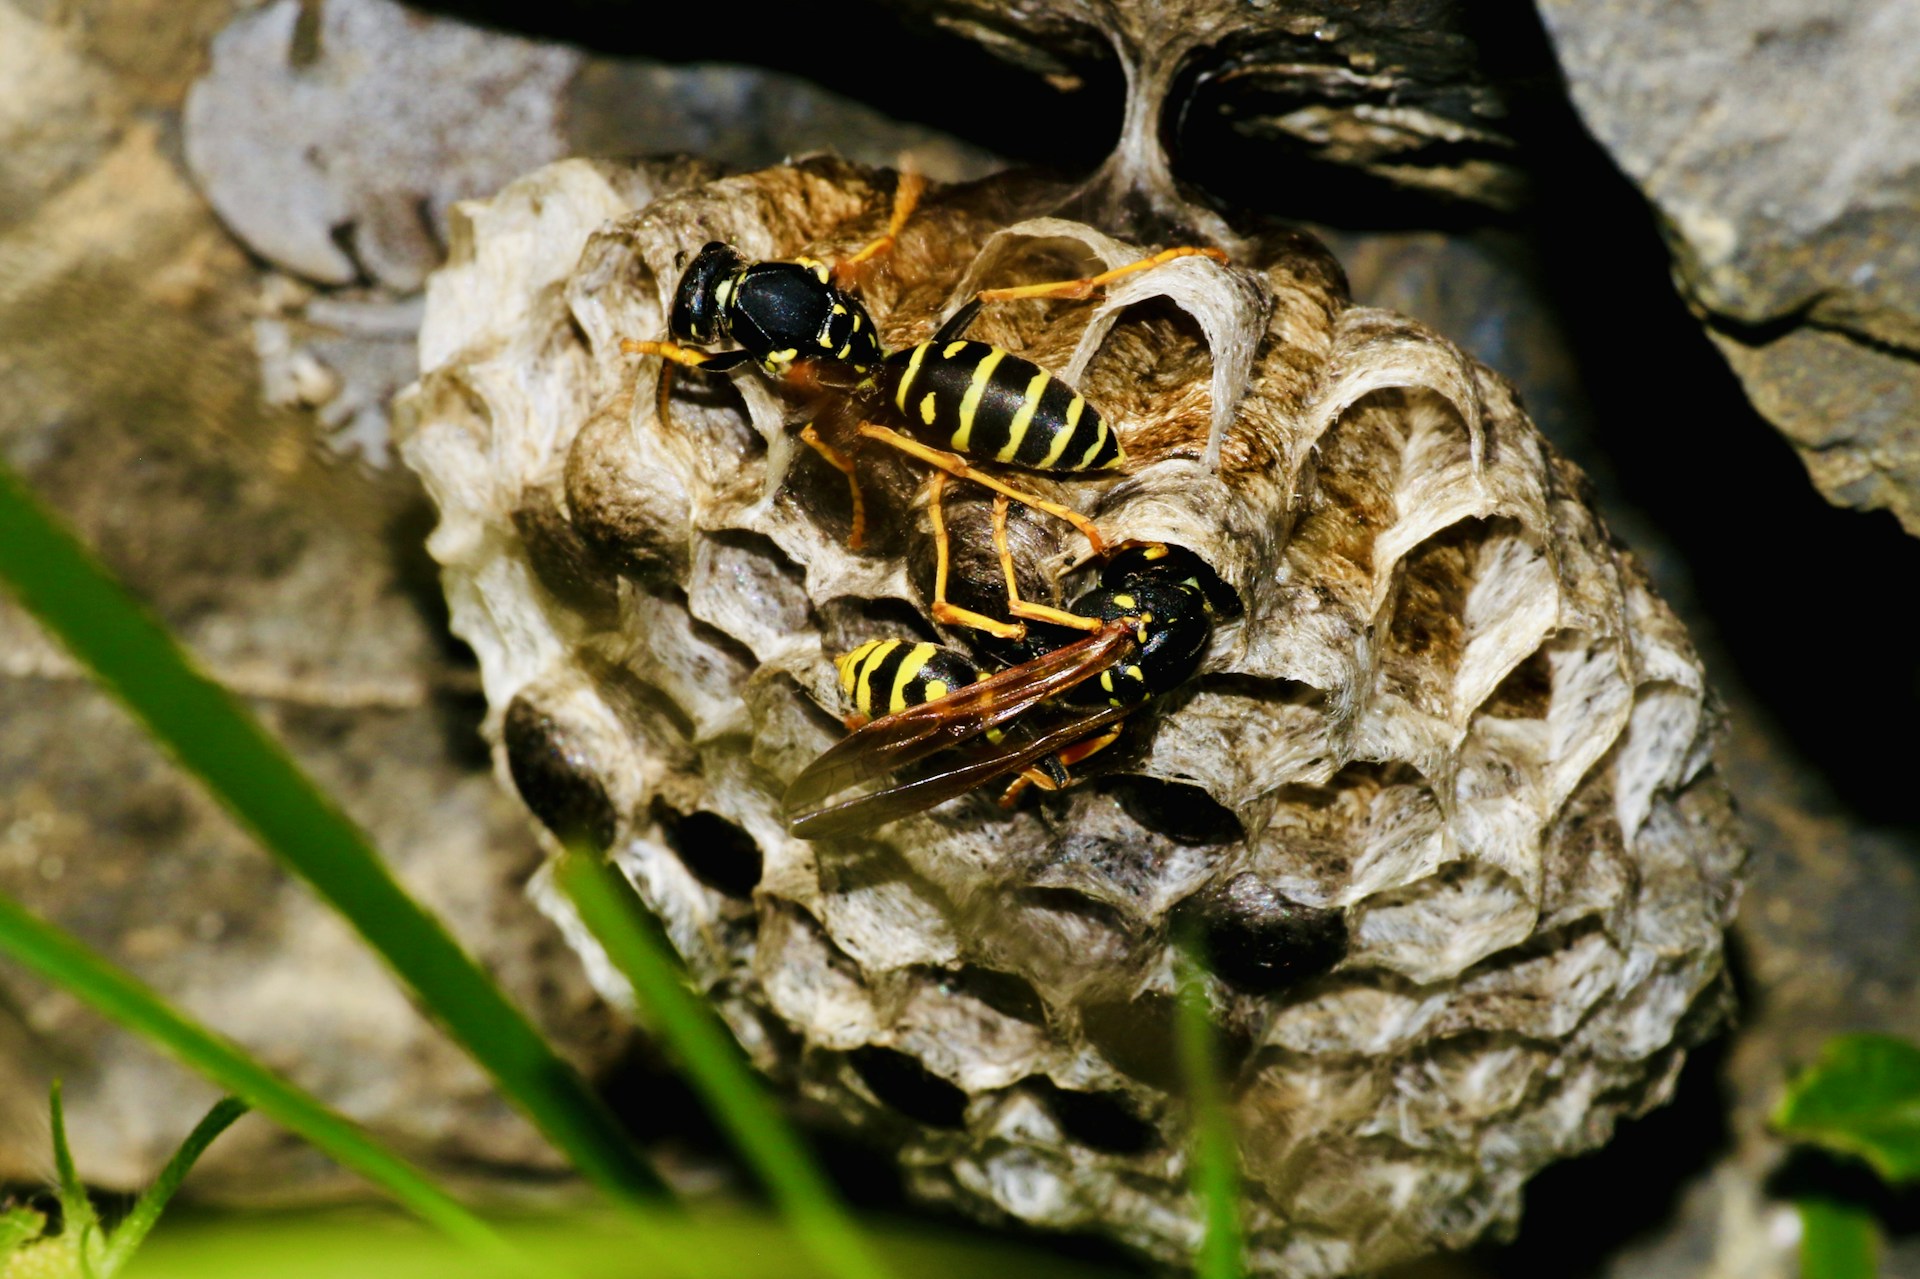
xmin=401 ymin=157 xmax=1744 ymax=1279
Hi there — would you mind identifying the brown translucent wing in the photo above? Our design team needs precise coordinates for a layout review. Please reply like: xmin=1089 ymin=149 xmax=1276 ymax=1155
xmin=782 ymin=622 xmax=1134 ymax=822
xmin=786 ymin=699 xmax=1135 ymax=840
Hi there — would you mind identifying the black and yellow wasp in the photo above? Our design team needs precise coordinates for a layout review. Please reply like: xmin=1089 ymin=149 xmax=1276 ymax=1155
xmin=623 ymin=174 xmax=1227 ymax=642
xmin=783 ymin=543 xmax=1240 ymax=839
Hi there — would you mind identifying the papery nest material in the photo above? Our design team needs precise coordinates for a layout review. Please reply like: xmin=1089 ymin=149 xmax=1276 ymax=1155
xmin=396 ymin=155 xmax=1743 ymax=1277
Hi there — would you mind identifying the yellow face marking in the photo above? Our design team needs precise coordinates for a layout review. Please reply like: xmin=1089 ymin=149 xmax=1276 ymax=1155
xmin=853 ymin=639 xmax=900 ymax=719
xmin=1076 ymin=419 xmax=1109 ymax=469
xmin=997 ymin=369 xmax=1051 ymax=463
xmin=889 ymin=644 xmax=936 ymax=714
xmin=919 ymin=392 xmax=938 ymax=426
xmin=942 ymin=341 xmax=969 ymax=359
xmin=1112 ymin=593 xmax=1137 ymax=609
xmin=953 ymin=348 xmax=1005 ymax=452
xmin=895 ymin=342 xmax=929 ymax=412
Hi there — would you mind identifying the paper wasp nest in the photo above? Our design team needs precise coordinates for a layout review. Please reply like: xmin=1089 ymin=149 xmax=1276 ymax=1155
xmin=396 ymin=157 xmax=1742 ymax=1276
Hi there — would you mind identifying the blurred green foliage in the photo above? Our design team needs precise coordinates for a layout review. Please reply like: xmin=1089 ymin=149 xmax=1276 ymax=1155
xmin=1775 ymin=1033 xmax=1920 ymax=1279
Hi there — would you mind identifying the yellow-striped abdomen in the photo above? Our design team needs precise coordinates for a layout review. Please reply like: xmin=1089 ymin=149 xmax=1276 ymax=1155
xmin=881 ymin=340 xmax=1121 ymax=471
xmin=834 ymin=640 xmax=985 ymax=720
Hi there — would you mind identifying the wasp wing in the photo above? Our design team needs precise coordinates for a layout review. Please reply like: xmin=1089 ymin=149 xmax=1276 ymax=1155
xmin=782 ymin=622 xmax=1133 ymax=818
xmin=787 ymin=700 xmax=1135 ymax=839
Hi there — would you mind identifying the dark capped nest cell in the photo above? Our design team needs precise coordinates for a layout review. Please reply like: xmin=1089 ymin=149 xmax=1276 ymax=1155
xmin=396 ymin=156 xmax=1744 ymax=1276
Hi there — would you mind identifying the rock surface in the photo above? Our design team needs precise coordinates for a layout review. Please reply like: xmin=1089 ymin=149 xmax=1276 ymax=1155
xmin=1538 ymin=0 xmax=1920 ymax=535
xmin=398 ymin=155 xmax=1744 ymax=1276
xmin=0 ymin=0 xmax=621 ymax=1198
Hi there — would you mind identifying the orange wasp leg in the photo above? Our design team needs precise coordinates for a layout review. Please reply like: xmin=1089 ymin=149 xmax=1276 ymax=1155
xmin=996 ymin=723 xmax=1127 ymax=806
xmin=975 ymin=246 xmax=1231 ymax=304
xmin=620 ymin=338 xmax=724 ymax=368
xmin=991 ymin=493 xmax=1103 ymax=634
xmin=622 ymin=337 xmax=743 ymax=434
xmin=857 ymin=422 xmax=1109 ymax=558
xmin=799 ymin=423 xmax=868 ymax=551
xmin=926 ymin=471 xmax=1025 ymax=641
xmin=833 ymin=170 xmax=927 ymax=287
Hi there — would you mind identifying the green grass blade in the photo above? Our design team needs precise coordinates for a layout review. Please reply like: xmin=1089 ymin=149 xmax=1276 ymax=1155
xmin=49 ymin=1080 xmax=103 ymax=1250
xmin=552 ymin=852 xmax=896 ymax=1279
xmin=0 ymin=459 xmax=660 ymax=1205
xmin=0 ymin=890 xmax=511 ymax=1262
xmin=1175 ymin=952 xmax=1243 ymax=1279
xmin=96 ymin=1097 xmax=248 ymax=1277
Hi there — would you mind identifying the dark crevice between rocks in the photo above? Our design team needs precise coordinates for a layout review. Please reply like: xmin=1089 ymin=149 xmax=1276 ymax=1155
xmin=406 ymin=0 xmax=1122 ymax=170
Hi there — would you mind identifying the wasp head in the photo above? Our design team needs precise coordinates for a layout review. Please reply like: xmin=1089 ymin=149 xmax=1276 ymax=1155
xmin=669 ymin=241 xmax=747 ymax=344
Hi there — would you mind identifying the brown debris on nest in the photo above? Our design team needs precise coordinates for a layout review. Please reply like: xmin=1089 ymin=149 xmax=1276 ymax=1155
xmin=396 ymin=156 xmax=1743 ymax=1277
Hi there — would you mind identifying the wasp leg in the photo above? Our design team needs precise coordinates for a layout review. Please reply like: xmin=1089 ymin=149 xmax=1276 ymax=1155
xmin=833 ymin=170 xmax=927 ymax=286
xmin=976 ymin=246 xmax=1231 ymax=304
xmin=621 ymin=338 xmax=746 ymax=370
xmin=799 ymin=423 xmax=868 ymax=551
xmin=654 ymin=361 xmax=676 ymax=430
xmin=625 ymin=341 xmax=753 ymax=432
xmin=857 ymin=422 xmax=1109 ymax=558
xmin=991 ymin=494 xmax=1102 ymax=633
xmin=926 ymin=471 xmax=1025 ymax=641
xmin=997 ymin=723 xmax=1127 ymax=806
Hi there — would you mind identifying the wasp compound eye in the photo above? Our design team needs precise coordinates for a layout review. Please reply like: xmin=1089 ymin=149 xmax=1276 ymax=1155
xmin=669 ymin=241 xmax=746 ymax=344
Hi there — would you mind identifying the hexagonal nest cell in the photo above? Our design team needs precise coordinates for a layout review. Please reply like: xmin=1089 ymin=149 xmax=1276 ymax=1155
xmin=396 ymin=156 xmax=1744 ymax=1277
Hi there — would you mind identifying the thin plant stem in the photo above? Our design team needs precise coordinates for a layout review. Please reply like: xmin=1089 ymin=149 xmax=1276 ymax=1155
xmin=1175 ymin=950 xmax=1244 ymax=1279
xmin=96 ymin=1097 xmax=249 ymax=1275
xmin=0 ymin=892 xmax=514 ymax=1261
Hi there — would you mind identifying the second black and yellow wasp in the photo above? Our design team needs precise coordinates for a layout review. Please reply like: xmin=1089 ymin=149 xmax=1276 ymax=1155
xmin=783 ymin=542 xmax=1239 ymax=839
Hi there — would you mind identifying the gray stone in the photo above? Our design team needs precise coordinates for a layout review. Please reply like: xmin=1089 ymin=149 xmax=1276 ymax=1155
xmin=1539 ymin=0 xmax=1920 ymax=534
